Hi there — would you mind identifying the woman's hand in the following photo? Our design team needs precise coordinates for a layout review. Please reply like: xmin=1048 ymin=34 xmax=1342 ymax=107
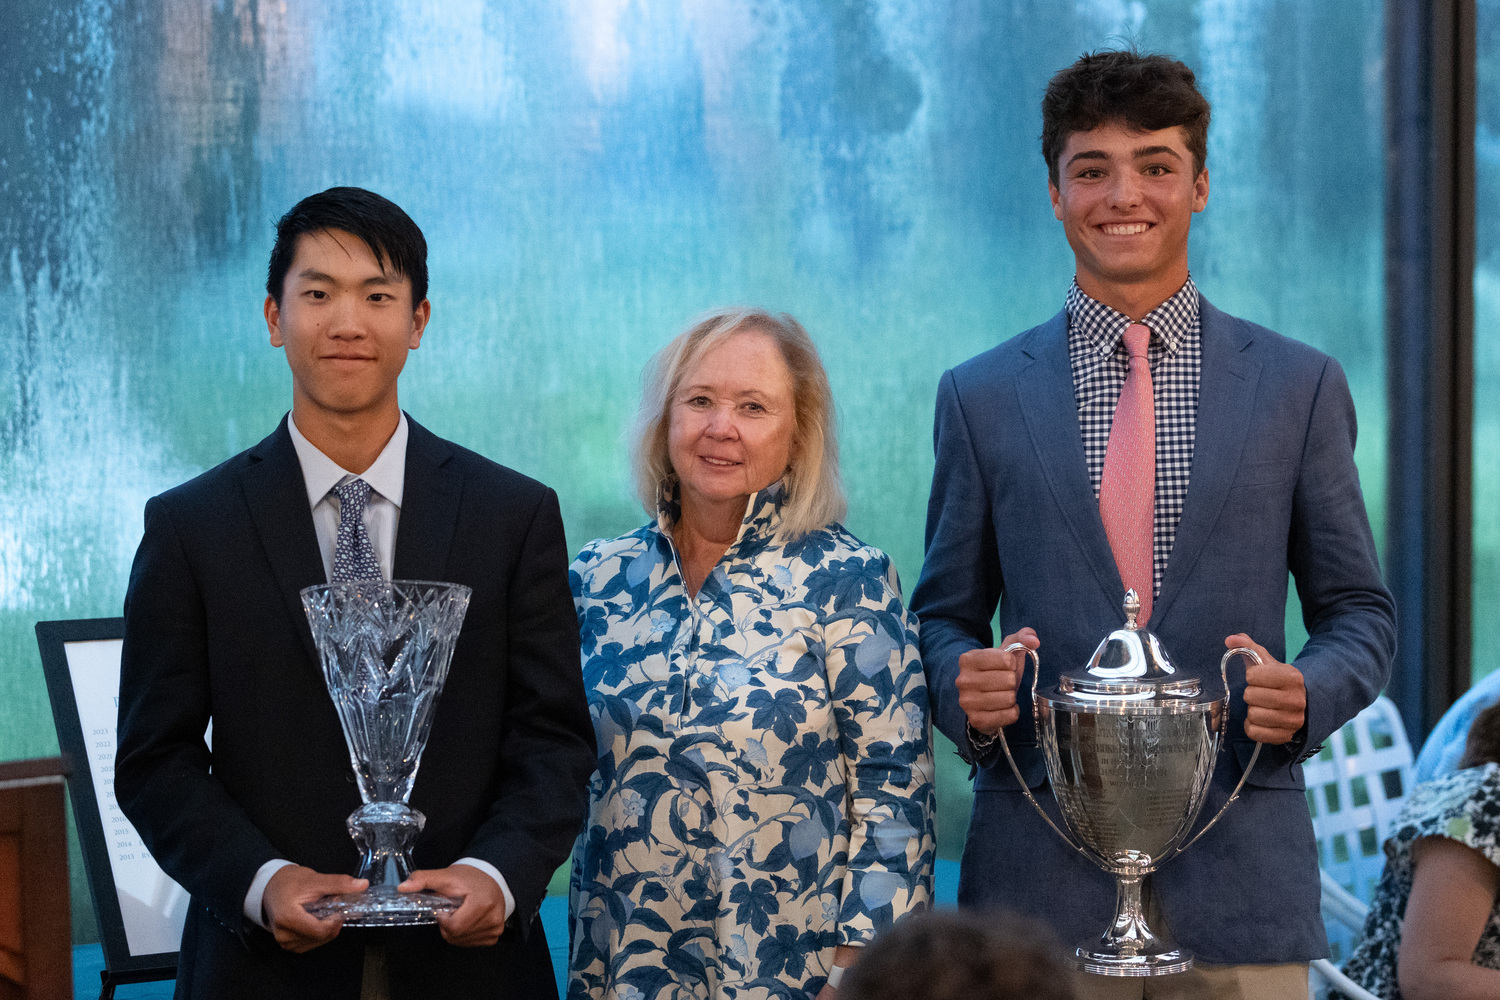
xmin=816 ymin=944 xmax=862 ymax=999
xmin=1398 ymin=835 xmax=1500 ymax=1000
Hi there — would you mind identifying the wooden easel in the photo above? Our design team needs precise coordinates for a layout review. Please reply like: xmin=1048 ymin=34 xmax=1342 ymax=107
xmin=0 ymin=757 xmax=71 ymax=1000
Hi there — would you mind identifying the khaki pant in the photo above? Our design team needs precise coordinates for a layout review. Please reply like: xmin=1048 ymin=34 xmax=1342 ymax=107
xmin=361 ymin=944 xmax=390 ymax=1000
xmin=1071 ymin=962 xmax=1310 ymax=1000
xmin=1069 ymin=887 xmax=1310 ymax=1000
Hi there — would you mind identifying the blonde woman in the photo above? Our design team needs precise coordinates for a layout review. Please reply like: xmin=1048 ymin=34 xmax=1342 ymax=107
xmin=567 ymin=308 xmax=934 ymax=999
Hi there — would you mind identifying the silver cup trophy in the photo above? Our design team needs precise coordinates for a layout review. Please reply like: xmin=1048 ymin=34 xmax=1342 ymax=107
xmin=299 ymin=579 xmax=472 ymax=925
xmin=998 ymin=591 xmax=1263 ymax=976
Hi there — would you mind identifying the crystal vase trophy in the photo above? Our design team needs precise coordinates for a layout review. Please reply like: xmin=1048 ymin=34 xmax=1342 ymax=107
xmin=998 ymin=591 xmax=1264 ymax=976
xmin=299 ymin=580 xmax=471 ymax=925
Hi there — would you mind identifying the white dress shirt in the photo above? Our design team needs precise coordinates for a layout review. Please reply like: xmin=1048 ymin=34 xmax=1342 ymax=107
xmin=242 ymin=412 xmax=515 ymax=929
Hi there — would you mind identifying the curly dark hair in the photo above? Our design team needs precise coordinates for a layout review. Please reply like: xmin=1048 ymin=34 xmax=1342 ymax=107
xmin=839 ymin=909 xmax=1075 ymax=1000
xmin=1459 ymin=702 xmax=1500 ymax=770
xmin=1041 ymin=49 xmax=1211 ymax=187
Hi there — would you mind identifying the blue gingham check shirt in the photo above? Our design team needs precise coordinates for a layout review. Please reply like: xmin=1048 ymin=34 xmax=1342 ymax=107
xmin=1065 ymin=276 xmax=1202 ymax=601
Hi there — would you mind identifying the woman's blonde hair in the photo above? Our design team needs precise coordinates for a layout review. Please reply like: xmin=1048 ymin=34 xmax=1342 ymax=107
xmin=630 ymin=307 xmax=847 ymax=540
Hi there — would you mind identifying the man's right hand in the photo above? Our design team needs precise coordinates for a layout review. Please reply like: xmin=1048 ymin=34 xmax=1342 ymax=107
xmin=956 ymin=628 xmax=1039 ymax=737
xmin=261 ymin=864 xmax=366 ymax=953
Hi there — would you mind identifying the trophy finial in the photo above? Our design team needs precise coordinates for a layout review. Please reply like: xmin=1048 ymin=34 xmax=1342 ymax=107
xmin=1123 ymin=589 xmax=1141 ymax=630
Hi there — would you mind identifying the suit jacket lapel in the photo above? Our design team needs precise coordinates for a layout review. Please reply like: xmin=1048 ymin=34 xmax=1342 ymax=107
xmin=392 ymin=416 xmax=462 ymax=582
xmin=1153 ymin=299 xmax=1263 ymax=625
xmin=241 ymin=416 xmax=325 ymax=663
xmin=1015 ymin=311 xmax=1123 ymax=606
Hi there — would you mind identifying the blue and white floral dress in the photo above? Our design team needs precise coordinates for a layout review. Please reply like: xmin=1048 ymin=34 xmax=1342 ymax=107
xmin=566 ymin=484 xmax=936 ymax=1000
xmin=1337 ymin=762 xmax=1500 ymax=999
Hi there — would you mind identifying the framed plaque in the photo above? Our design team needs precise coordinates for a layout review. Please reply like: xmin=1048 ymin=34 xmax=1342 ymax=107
xmin=35 ymin=618 xmax=180 ymax=998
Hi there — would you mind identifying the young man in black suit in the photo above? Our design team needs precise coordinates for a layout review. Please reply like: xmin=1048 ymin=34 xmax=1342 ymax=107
xmin=115 ymin=187 xmax=596 ymax=999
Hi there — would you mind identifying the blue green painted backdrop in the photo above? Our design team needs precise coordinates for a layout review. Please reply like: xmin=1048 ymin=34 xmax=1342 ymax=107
xmin=1 ymin=0 xmax=1386 ymax=941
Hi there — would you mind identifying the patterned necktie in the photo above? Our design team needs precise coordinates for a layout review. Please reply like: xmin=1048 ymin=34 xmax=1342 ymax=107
xmin=1099 ymin=322 xmax=1156 ymax=622
xmin=331 ymin=478 xmax=384 ymax=582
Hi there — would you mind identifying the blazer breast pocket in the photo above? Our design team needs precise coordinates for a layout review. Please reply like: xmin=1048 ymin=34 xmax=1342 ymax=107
xmin=1233 ymin=459 xmax=1296 ymax=489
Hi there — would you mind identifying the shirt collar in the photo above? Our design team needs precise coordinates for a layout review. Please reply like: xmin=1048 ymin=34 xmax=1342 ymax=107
xmin=1065 ymin=275 xmax=1200 ymax=359
xmin=653 ymin=479 xmax=786 ymax=551
xmin=287 ymin=411 xmax=408 ymax=511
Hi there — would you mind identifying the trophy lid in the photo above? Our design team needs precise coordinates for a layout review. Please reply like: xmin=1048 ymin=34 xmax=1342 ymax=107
xmin=1058 ymin=590 xmax=1202 ymax=701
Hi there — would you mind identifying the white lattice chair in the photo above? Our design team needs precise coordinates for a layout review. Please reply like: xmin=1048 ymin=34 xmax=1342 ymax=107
xmin=1302 ymin=695 xmax=1415 ymax=1000
xmin=1311 ymin=875 xmax=1377 ymax=999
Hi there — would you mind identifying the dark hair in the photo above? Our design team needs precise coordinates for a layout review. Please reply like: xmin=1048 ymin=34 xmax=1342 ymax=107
xmin=839 ymin=910 xmax=1075 ymax=1000
xmin=266 ymin=187 xmax=428 ymax=306
xmin=1459 ymin=702 xmax=1500 ymax=770
xmin=1041 ymin=50 xmax=1211 ymax=187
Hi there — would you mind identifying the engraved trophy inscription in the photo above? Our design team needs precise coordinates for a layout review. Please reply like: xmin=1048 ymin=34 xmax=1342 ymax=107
xmin=998 ymin=591 xmax=1263 ymax=976
xmin=300 ymin=579 xmax=472 ymax=925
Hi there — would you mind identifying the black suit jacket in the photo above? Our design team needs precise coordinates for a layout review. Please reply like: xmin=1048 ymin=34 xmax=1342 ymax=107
xmin=115 ymin=415 xmax=596 ymax=999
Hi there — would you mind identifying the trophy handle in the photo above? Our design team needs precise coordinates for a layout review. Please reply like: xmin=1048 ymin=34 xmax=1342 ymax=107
xmin=1179 ymin=646 xmax=1264 ymax=853
xmin=995 ymin=641 xmax=1089 ymax=858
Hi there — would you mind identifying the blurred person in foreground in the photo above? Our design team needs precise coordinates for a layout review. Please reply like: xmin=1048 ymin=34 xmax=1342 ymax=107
xmin=567 ymin=308 xmax=935 ymax=998
xmin=115 ymin=187 xmax=595 ymax=998
xmin=1336 ymin=701 xmax=1500 ymax=999
xmin=909 ymin=50 xmax=1396 ymax=999
xmin=839 ymin=909 xmax=1075 ymax=1000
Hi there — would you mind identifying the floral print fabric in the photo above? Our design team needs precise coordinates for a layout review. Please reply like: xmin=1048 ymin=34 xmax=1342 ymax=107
xmin=566 ymin=485 xmax=935 ymax=1000
xmin=1338 ymin=762 xmax=1500 ymax=998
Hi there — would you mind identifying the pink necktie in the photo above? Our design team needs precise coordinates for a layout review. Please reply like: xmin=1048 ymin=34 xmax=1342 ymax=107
xmin=1100 ymin=322 xmax=1155 ymax=623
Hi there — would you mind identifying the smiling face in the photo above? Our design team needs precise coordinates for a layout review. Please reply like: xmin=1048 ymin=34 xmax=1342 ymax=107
xmin=1048 ymin=121 xmax=1209 ymax=315
xmin=667 ymin=328 xmax=797 ymax=521
xmin=264 ymin=228 xmax=430 ymax=428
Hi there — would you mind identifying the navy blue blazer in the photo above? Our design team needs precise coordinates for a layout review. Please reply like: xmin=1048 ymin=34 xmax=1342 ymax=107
xmin=910 ymin=300 xmax=1396 ymax=964
xmin=115 ymin=416 xmax=596 ymax=999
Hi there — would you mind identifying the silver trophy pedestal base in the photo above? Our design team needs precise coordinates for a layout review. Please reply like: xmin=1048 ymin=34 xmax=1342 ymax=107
xmin=1067 ymin=866 xmax=1193 ymax=977
xmin=1069 ymin=945 xmax=1193 ymax=977
xmin=305 ymin=886 xmax=460 ymax=926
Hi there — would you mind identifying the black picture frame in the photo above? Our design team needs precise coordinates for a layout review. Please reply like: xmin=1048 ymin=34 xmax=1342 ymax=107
xmin=35 ymin=617 xmax=177 ymax=998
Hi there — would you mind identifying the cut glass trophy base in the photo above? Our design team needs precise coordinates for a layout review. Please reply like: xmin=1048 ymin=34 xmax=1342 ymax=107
xmin=1069 ymin=945 xmax=1194 ymax=977
xmin=305 ymin=886 xmax=460 ymax=926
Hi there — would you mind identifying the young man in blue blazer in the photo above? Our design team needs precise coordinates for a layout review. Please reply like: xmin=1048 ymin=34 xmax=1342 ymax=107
xmin=910 ymin=52 xmax=1396 ymax=999
xmin=115 ymin=188 xmax=595 ymax=998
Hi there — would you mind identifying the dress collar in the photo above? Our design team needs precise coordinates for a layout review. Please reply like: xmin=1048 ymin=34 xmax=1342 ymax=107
xmin=654 ymin=479 xmax=787 ymax=554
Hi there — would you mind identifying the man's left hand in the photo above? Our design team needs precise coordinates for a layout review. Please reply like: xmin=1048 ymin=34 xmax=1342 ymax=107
xmin=1226 ymin=634 xmax=1306 ymax=745
xmin=399 ymin=865 xmax=507 ymax=947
